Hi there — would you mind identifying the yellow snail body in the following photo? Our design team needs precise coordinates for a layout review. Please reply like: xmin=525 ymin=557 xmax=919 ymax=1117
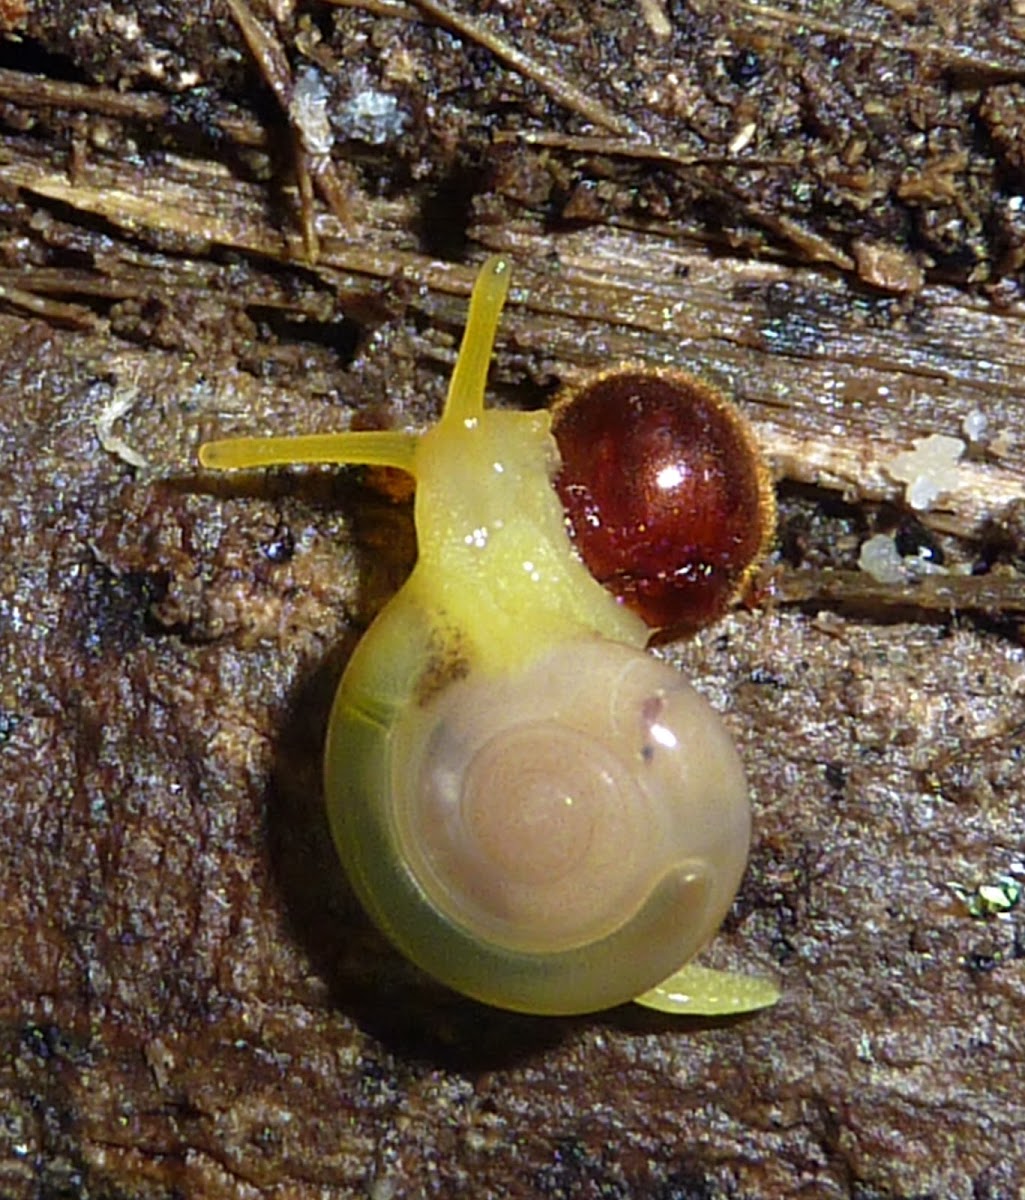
xmin=200 ymin=257 xmax=778 ymax=1016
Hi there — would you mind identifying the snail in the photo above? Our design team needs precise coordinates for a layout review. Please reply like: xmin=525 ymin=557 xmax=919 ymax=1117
xmin=200 ymin=256 xmax=778 ymax=1016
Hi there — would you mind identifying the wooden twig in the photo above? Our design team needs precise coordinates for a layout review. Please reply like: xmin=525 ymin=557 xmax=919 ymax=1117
xmin=0 ymin=280 xmax=99 ymax=329
xmin=775 ymin=567 xmax=1025 ymax=618
xmin=0 ymin=66 xmax=266 ymax=147
xmin=406 ymin=0 xmax=640 ymax=137
xmin=734 ymin=0 xmax=1025 ymax=78
xmin=492 ymin=129 xmax=793 ymax=170
xmin=225 ymin=0 xmax=351 ymax=260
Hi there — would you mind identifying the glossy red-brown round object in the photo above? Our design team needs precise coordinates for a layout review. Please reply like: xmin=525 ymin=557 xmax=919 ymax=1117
xmin=552 ymin=368 xmax=774 ymax=634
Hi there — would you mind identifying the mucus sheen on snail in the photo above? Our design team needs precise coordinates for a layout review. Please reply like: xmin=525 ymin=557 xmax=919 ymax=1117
xmin=199 ymin=257 xmax=778 ymax=1016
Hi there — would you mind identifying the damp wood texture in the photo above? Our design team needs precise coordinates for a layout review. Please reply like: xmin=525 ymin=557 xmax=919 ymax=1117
xmin=0 ymin=2 xmax=1024 ymax=1198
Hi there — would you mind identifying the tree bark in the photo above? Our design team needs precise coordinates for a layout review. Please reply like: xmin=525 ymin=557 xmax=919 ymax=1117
xmin=1 ymin=2 xmax=1023 ymax=1197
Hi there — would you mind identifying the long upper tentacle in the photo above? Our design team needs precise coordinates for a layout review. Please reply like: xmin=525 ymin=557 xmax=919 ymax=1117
xmin=440 ymin=255 xmax=511 ymax=429
xmin=199 ymin=429 xmax=419 ymax=473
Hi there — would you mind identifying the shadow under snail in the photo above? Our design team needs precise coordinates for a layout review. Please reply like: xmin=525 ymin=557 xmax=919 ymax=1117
xmin=199 ymin=257 xmax=778 ymax=1016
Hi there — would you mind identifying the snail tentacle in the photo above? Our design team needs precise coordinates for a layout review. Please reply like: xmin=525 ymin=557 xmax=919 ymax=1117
xmin=198 ymin=428 xmax=419 ymax=472
xmin=441 ymin=255 xmax=511 ymax=427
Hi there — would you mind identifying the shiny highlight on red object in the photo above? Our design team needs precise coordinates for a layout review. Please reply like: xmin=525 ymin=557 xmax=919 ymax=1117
xmin=552 ymin=368 xmax=775 ymax=634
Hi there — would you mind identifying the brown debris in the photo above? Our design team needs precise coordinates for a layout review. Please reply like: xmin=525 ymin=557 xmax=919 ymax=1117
xmin=0 ymin=0 xmax=28 ymax=28
xmin=407 ymin=0 xmax=640 ymax=137
xmin=852 ymin=239 xmax=925 ymax=294
xmin=224 ymin=0 xmax=351 ymax=261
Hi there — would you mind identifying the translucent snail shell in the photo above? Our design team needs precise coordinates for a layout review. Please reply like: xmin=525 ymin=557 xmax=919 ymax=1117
xmin=200 ymin=257 xmax=777 ymax=1016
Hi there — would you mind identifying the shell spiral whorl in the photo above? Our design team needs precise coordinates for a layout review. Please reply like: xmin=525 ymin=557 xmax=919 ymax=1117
xmin=328 ymin=635 xmax=750 ymax=1014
